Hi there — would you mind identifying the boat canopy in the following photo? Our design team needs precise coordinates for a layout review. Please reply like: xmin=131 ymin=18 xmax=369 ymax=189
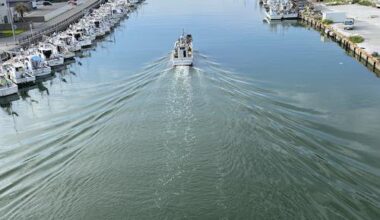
xmin=31 ymin=55 xmax=42 ymax=62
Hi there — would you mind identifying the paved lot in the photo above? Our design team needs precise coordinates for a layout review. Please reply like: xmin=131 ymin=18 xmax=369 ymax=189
xmin=321 ymin=4 xmax=380 ymax=54
xmin=25 ymin=3 xmax=69 ymax=17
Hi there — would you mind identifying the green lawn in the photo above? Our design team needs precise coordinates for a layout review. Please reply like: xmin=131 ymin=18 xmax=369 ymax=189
xmin=0 ymin=29 xmax=25 ymax=37
xmin=323 ymin=0 xmax=375 ymax=6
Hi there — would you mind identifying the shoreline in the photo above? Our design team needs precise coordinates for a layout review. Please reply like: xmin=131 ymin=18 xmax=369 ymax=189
xmin=299 ymin=4 xmax=380 ymax=76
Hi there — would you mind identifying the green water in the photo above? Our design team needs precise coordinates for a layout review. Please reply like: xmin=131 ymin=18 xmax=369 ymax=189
xmin=0 ymin=0 xmax=380 ymax=219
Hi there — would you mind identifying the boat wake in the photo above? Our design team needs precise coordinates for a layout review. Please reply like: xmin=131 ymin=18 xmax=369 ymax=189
xmin=0 ymin=55 xmax=170 ymax=219
xmin=0 ymin=52 xmax=379 ymax=219
xmin=151 ymin=52 xmax=380 ymax=218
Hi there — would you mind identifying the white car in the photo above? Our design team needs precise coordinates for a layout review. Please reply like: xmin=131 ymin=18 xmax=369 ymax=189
xmin=344 ymin=18 xmax=354 ymax=30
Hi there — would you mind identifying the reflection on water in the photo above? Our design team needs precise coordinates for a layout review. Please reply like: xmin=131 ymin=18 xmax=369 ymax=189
xmin=0 ymin=0 xmax=380 ymax=219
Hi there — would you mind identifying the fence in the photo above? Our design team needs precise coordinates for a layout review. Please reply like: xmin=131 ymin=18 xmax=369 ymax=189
xmin=17 ymin=0 xmax=102 ymax=47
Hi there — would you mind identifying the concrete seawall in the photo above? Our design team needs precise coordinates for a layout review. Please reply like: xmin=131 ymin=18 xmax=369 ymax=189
xmin=300 ymin=13 xmax=380 ymax=76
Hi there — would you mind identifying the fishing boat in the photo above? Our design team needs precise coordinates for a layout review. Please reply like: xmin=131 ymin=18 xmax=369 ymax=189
xmin=171 ymin=32 xmax=193 ymax=66
xmin=0 ymin=73 xmax=18 ymax=97
xmin=37 ymin=43 xmax=65 ymax=67
xmin=24 ymin=54 xmax=52 ymax=78
xmin=264 ymin=0 xmax=298 ymax=20
xmin=265 ymin=5 xmax=283 ymax=20
xmin=53 ymin=34 xmax=82 ymax=52
xmin=2 ymin=59 xmax=35 ymax=85
xmin=66 ymin=30 xmax=93 ymax=48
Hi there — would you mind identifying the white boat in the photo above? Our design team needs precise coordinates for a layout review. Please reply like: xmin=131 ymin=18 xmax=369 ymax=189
xmin=0 ymin=74 xmax=18 ymax=97
xmin=265 ymin=7 xmax=283 ymax=20
xmin=55 ymin=44 xmax=76 ymax=60
xmin=282 ymin=12 xmax=298 ymax=19
xmin=37 ymin=43 xmax=65 ymax=67
xmin=2 ymin=59 xmax=35 ymax=85
xmin=53 ymin=34 xmax=82 ymax=52
xmin=72 ymin=22 xmax=97 ymax=41
xmin=24 ymin=54 xmax=52 ymax=78
xmin=171 ymin=32 xmax=194 ymax=66
xmin=66 ymin=30 xmax=93 ymax=48
xmin=88 ymin=19 xmax=107 ymax=38
xmin=280 ymin=1 xmax=298 ymax=19
xmin=264 ymin=0 xmax=298 ymax=20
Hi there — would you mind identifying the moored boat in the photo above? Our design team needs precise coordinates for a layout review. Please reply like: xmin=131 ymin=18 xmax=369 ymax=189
xmin=0 ymin=73 xmax=18 ymax=97
xmin=2 ymin=59 xmax=35 ymax=85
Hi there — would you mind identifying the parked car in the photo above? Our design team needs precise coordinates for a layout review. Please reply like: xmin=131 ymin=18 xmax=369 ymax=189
xmin=37 ymin=1 xmax=53 ymax=6
xmin=68 ymin=0 xmax=78 ymax=5
xmin=344 ymin=18 xmax=354 ymax=30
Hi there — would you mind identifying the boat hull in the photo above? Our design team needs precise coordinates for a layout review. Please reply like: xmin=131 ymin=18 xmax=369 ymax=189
xmin=266 ymin=11 xmax=283 ymax=20
xmin=33 ymin=67 xmax=52 ymax=78
xmin=283 ymin=13 xmax=299 ymax=19
xmin=172 ymin=57 xmax=193 ymax=66
xmin=0 ymin=84 xmax=18 ymax=97
xmin=12 ymin=75 xmax=36 ymax=85
xmin=47 ymin=57 xmax=64 ymax=67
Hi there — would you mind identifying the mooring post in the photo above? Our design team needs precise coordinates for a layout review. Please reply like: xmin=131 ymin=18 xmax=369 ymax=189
xmin=374 ymin=61 xmax=377 ymax=72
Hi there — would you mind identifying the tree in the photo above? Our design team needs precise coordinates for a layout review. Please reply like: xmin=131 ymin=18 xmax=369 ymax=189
xmin=14 ymin=3 xmax=29 ymax=21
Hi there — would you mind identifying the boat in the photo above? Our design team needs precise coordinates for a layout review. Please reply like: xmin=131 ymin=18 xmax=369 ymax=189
xmin=37 ymin=43 xmax=65 ymax=67
xmin=265 ymin=4 xmax=283 ymax=20
xmin=2 ymin=59 xmax=35 ymax=85
xmin=264 ymin=0 xmax=298 ymax=20
xmin=0 ymin=73 xmax=18 ymax=97
xmin=171 ymin=32 xmax=194 ymax=66
xmin=66 ymin=30 xmax=93 ymax=48
xmin=280 ymin=1 xmax=298 ymax=19
xmin=55 ymin=43 xmax=76 ymax=60
xmin=24 ymin=54 xmax=52 ymax=78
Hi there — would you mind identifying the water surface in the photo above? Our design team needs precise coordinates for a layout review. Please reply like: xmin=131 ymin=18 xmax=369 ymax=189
xmin=1 ymin=0 xmax=380 ymax=219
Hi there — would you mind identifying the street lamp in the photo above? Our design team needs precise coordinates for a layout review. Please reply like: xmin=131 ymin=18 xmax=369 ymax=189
xmin=6 ymin=0 xmax=16 ymax=45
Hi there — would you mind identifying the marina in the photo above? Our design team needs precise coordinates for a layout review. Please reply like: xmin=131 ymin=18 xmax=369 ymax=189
xmin=0 ymin=0 xmax=380 ymax=219
xmin=0 ymin=0 xmax=144 ymax=98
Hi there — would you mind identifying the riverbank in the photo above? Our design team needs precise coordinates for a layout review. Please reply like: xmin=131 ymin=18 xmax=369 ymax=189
xmin=300 ymin=3 xmax=380 ymax=75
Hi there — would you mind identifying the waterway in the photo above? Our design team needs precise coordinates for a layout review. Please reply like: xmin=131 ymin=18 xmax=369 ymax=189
xmin=0 ymin=0 xmax=380 ymax=219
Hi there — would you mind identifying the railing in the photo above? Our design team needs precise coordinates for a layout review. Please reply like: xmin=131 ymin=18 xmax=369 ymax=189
xmin=17 ymin=0 xmax=102 ymax=47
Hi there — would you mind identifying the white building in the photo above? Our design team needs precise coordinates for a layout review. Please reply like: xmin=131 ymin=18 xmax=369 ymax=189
xmin=0 ymin=0 xmax=9 ymax=24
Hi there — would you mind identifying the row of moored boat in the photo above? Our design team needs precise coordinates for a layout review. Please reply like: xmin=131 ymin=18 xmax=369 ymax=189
xmin=0 ymin=0 xmax=144 ymax=98
xmin=261 ymin=0 xmax=299 ymax=20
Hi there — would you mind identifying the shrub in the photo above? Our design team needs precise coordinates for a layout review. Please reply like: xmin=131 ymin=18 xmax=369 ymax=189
xmin=372 ymin=52 xmax=379 ymax=57
xmin=349 ymin=35 xmax=364 ymax=43
xmin=357 ymin=0 xmax=374 ymax=6
xmin=0 ymin=30 xmax=24 ymax=38
xmin=322 ymin=19 xmax=334 ymax=25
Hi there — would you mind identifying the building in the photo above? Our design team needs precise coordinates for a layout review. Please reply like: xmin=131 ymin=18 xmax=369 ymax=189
xmin=0 ymin=0 xmax=38 ymax=24
xmin=0 ymin=0 xmax=9 ymax=23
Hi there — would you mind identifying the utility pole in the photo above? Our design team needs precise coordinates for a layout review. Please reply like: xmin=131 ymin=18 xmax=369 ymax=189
xmin=30 ymin=22 xmax=33 ymax=35
xmin=6 ymin=0 xmax=16 ymax=45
